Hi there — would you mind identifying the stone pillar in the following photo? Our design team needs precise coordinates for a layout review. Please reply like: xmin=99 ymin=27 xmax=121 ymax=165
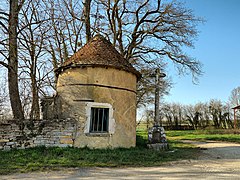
xmin=148 ymin=69 xmax=168 ymax=150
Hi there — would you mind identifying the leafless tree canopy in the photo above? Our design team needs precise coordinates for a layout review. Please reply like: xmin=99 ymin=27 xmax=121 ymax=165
xmin=93 ymin=0 xmax=203 ymax=106
xmin=229 ymin=87 xmax=240 ymax=107
xmin=0 ymin=0 xmax=204 ymax=119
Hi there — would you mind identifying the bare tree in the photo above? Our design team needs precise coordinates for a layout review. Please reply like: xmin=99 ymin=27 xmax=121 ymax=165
xmin=18 ymin=0 xmax=51 ymax=119
xmin=22 ymin=2 xmax=40 ymax=118
xmin=193 ymin=102 xmax=210 ymax=128
xmin=223 ymin=102 xmax=234 ymax=128
xmin=0 ymin=0 xmax=25 ymax=119
xmin=83 ymin=0 xmax=92 ymax=42
xmin=92 ymin=0 xmax=203 ymax=106
xmin=161 ymin=100 xmax=234 ymax=130
xmin=162 ymin=103 xmax=174 ymax=128
xmin=42 ymin=0 xmax=85 ymax=87
xmin=229 ymin=86 xmax=240 ymax=107
xmin=40 ymin=0 xmax=203 ymax=107
xmin=184 ymin=105 xmax=196 ymax=129
xmin=0 ymin=0 xmax=204 ymax=119
xmin=162 ymin=102 xmax=183 ymax=129
xmin=0 ymin=70 xmax=8 ymax=120
xmin=96 ymin=0 xmax=203 ymax=75
xmin=208 ymin=99 xmax=232 ymax=129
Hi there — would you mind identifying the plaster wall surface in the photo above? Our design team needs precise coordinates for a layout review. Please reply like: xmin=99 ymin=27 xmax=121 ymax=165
xmin=57 ymin=67 xmax=137 ymax=148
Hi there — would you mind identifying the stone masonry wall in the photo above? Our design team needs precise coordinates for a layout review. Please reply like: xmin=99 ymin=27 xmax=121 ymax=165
xmin=0 ymin=119 xmax=78 ymax=150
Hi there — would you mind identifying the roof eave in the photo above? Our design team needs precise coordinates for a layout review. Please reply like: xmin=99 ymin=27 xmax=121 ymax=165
xmin=55 ymin=64 xmax=141 ymax=80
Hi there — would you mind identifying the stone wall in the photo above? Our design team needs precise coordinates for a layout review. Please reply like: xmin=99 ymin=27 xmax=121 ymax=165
xmin=0 ymin=119 xmax=78 ymax=150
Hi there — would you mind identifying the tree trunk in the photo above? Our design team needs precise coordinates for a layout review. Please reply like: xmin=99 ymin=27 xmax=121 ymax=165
xmin=84 ymin=0 xmax=91 ymax=42
xmin=8 ymin=0 xmax=24 ymax=120
xmin=30 ymin=76 xmax=40 ymax=120
xmin=30 ymin=52 xmax=40 ymax=120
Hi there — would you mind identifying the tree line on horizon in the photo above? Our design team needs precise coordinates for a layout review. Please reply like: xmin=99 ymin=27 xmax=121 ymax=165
xmin=141 ymin=87 xmax=240 ymax=130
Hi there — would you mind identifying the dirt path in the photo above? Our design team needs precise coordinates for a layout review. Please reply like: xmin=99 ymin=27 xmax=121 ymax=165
xmin=2 ymin=141 xmax=240 ymax=180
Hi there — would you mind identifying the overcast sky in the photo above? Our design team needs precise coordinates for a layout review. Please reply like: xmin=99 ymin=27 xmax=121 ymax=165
xmin=164 ymin=0 xmax=240 ymax=105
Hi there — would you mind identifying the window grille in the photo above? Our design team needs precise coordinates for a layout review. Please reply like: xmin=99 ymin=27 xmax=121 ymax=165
xmin=90 ymin=107 xmax=109 ymax=133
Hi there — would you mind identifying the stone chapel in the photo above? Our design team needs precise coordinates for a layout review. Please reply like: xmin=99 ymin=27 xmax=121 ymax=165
xmin=52 ymin=35 xmax=141 ymax=148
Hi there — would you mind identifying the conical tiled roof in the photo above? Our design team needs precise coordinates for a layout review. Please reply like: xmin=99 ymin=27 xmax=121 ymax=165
xmin=56 ymin=35 xmax=141 ymax=79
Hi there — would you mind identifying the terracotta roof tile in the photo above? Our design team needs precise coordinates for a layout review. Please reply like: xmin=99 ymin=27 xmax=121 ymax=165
xmin=57 ymin=35 xmax=141 ymax=79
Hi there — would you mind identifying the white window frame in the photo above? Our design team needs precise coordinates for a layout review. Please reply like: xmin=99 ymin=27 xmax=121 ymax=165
xmin=85 ymin=102 xmax=115 ymax=135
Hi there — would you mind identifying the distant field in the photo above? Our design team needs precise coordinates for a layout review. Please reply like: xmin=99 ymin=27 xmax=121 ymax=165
xmin=166 ymin=129 xmax=240 ymax=143
xmin=137 ymin=122 xmax=240 ymax=143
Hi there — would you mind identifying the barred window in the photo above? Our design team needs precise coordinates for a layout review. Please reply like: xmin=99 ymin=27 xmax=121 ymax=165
xmin=85 ymin=102 xmax=115 ymax=135
xmin=90 ymin=107 xmax=109 ymax=133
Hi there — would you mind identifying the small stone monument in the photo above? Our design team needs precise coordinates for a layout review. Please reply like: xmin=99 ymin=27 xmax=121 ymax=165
xmin=147 ymin=126 xmax=168 ymax=150
xmin=147 ymin=69 xmax=169 ymax=150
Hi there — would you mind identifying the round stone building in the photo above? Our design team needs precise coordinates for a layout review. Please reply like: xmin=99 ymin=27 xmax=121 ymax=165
xmin=55 ymin=35 xmax=141 ymax=148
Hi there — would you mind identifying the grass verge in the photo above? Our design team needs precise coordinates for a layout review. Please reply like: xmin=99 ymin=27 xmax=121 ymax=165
xmin=167 ymin=129 xmax=240 ymax=143
xmin=0 ymin=130 xmax=200 ymax=175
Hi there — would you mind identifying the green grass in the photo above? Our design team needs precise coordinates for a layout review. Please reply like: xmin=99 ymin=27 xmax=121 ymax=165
xmin=0 ymin=130 xmax=200 ymax=175
xmin=167 ymin=129 xmax=240 ymax=143
xmin=2 ymin=128 xmax=239 ymax=175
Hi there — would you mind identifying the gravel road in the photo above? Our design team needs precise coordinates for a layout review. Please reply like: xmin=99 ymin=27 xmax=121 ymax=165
xmin=1 ymin=141 xmax=240 ymax=180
